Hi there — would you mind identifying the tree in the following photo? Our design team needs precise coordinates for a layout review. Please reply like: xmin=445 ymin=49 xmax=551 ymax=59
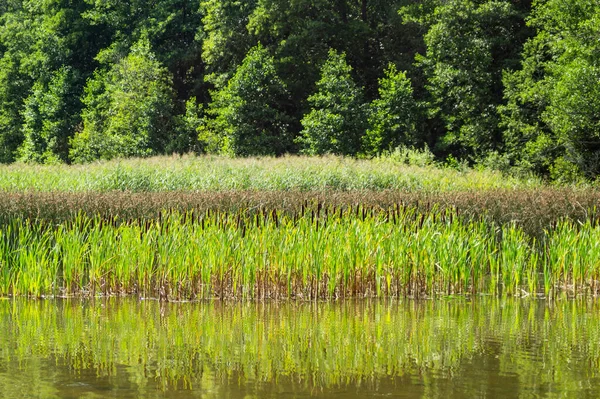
xmin=172 ymin=97 xmax=203 ymax=154
xmin=18 ymin=67 xmax=78 ymax=163
xmin=0 ymin=0 xmax=104 ymax=163
xmin=70 ymin=36 xmax=175 ymax=162
xmin=500 ymin=0 xmax=600 ymax=179
xmin=204 ymin=44 xmax=293 ymax=156
xmin=297 ymin=49 xmax=366 ymax=155
xmin=363 ymin=64 xmax=417 ymax=155
xmin=403 ymin=0 xmax=528 ymax=159
xmin=247 ymin=0 xmax=422 ymax=126
xmin=84 ymin=0 xmax=204 ymax=102
xmin=0 ymin=53 xmax=26 ymax=163
xmin=199 ymin=0 xmax=258 ymax=89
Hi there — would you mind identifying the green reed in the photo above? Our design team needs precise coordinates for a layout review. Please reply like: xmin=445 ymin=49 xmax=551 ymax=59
xmin=2 ymin=189 xmax=599 ymax=243
xmin=0 ymin=154 xmax=540 ymax=193
xmin=545 ymin=220 xmax=600 ymax=296
xmin=0 ymin=205 xmax=598 ymax=299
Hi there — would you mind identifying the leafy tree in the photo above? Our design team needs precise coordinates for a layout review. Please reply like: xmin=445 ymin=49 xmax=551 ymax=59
xmin=499 ymin=36 xmax=554 ymax=176
xmin=0 ymin=0 xmax=104 ymax=163
xmin=545 ymin=58 xmax=600 ymax=178
xmin=501 ymin=0 xmax=600 ymax=179
xmin=171 ymin=97 xmax=203 ymax=154
xmin=70 ymin=37 xmax=175 ymax=162
xmin=199 ymin=0 xmax=258 ymax=88
xmin=205 ymin=44 xmax=293 ymax=156
xmin=18 ymin=67 xmax=78 ymax=163
xmin=0 ymin=53 xmax=26 ymax=163
xmin=0 ymin=4 xmax=27 ymax=162
xmin=403 ymin=0 xmax=527 ymax=158
xmin=363 ymin=64 xmax=417 ymax=155
xmin=84 ymin=0 xmax=203 ymax=100
xmin=247 ymin=0 xmax=423 ymax=123
xmin=297 ymin=49 xmax=366 ymax=155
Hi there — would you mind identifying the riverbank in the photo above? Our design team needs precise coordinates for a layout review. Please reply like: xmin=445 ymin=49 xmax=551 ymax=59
xmin=1 ymin=155 xmax=599 ymax=300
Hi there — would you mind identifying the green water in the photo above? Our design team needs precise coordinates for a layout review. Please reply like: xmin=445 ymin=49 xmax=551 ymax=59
xmin=0 ymin=298 xmax=599 ymax=398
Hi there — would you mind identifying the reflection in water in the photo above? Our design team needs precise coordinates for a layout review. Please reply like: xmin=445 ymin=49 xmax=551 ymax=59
xmin=0 ymin=298 xmax=600 ymax=398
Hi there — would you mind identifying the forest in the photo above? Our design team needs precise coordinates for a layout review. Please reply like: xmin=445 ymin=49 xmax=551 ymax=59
xmin=0 ymin=0 xmax=598 ymax=181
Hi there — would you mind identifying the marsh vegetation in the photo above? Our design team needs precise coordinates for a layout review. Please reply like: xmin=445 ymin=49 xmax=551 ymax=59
xmin=2 ymin=204 xmax=600 ymax=300
xmin=0 ymin=156 xmax=599 ymax=300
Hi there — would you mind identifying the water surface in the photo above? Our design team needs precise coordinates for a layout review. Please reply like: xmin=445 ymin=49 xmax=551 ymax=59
xmin=0 ymin=298 xmax=599 ymax=398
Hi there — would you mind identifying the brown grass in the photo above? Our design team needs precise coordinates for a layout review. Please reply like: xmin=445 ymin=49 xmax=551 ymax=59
xmin=1 ymin=188 xmax=598 ymax=238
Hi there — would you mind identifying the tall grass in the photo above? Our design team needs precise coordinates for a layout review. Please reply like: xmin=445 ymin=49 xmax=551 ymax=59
xmin=1 ymin=206 xmax=599 ymax=299
xmin=0 ymin=154 xmax=542 ymax=192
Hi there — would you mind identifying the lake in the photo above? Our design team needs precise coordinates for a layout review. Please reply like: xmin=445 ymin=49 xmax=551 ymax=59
xmin=0 ymin=298 xmax=599 ymax=398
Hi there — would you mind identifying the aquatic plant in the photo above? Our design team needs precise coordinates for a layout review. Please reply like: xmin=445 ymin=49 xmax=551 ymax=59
xmin=1 ymin=206 xmax=599 ymax=299
xmin=1 ymin=187 xmax=599 ymax=239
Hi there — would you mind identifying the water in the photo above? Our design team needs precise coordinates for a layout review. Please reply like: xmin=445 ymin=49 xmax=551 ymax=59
xmin=0 ymin=298 xmax=599 ymax=398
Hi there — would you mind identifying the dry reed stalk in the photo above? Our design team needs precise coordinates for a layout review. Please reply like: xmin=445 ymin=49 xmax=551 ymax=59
xmin=0 ymin=188 xmax=599 ymax=238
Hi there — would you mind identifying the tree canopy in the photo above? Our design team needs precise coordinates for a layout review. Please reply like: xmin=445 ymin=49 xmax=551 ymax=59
xmin=1 ymin=0 xmax=600 ymax=180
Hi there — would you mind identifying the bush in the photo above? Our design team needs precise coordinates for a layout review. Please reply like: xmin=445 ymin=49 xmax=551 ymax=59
xmin=381 ymin=145 xmax=435 ymax=167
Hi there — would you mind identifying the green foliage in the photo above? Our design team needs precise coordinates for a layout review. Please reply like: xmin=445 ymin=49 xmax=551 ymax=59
xmin=545 ymin=58 xmax=600 ymax=178
xmin=0 ymin=55 xmax=25 ymax=163
xmin=199 ymin=0 xmax=258 ymax=88
xmin=498 ymin=39 xmax=554 ymax=176
xmin=171 ymin=97 xmax=202 ymax=154
xmin=407 ymin=0 xmax=526 ymax=157
xmin=83 ymin=0 xmax=204 ymax=102
xmin=18 ymin=67 xmax=78 ymax=164
xmin=501 ymin=0 xmax=600 ymax=180
xmin=5 ymin=0 xmax=600 ymax=182
xmin=205 ymin=44 xmax=293 ymax=156
xmin=381 ymin=145 xmax=435 ymax=167
xmin=297 ymin=49 xmax=366 ymax=155
xmin=363 ymin=64 xmax=417 ymax=155
xmin=70 ymin=37 xmax=175 ymax=163
xmin=0 ymin=0 xmax=102 ymax=163
xmin=246 ymin=0 xmax=415 ymax=107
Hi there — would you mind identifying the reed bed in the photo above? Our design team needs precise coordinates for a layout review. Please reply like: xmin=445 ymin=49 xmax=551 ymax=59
xmin=1 ymin=206 xmax=599 ymax=299
xmin=1 ymin=187 xmax=599 ymax=238
xmin=0 ymin=154 xmax=541 ymax=192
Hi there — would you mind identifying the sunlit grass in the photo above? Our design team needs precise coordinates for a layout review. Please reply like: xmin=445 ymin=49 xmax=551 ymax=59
xmin=1 ymin=207 xmax=599 ymax=299
xmin=0 ymin=154 xmax=542 ymax=192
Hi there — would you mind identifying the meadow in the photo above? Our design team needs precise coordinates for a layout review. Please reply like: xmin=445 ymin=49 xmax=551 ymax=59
xmin=1 ymin=154 xmax=599 ymax=300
